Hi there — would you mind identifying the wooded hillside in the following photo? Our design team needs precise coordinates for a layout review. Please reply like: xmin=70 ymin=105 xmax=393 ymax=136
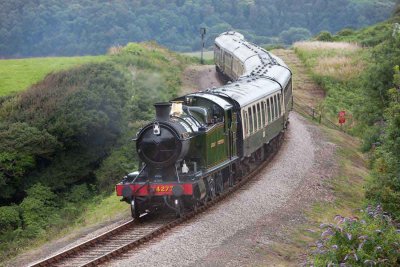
xmin=0 ymin=0 xmax=395 ymax=57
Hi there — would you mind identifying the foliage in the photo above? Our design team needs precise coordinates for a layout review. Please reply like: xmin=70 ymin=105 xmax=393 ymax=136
xmin=0 ymin=0 xmax=395 ymax=57
xmin=0 ymin=62 xmax=133 ymax=198
xmin=311 ymin=205 xmax=400 ymax=266
xmin=279 ymin=27 xmax=312 ymax=44
xmin=19 ymin=183 xmax=59 ymax=236
xmin=366 ymin=65 xmax=400 ymax=219
xmin=334 ymin=15 xmax=399 ymax=46
xmin=315 ymin=31 xmax=334 ymax=42
xmin=336 ymin=28 xmax=356 ymax=37
xmin=0 ymin=206 xmax=20 ymax=232
xmin=294 ymin=19 xmax=400 ymax=267
xmin=0 ymin=122 xmax=60 ymax=200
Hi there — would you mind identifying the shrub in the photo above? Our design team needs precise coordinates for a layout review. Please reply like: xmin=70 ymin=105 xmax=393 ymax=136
xmin=20 ymin=183 xmax=59 ymax=232
xmin=337 ymin=28 xmax=354 ymax=37
xmin=0 ymin=206 xmax=20 ymax=233
xmin=311 ymin=206 xmax=400 ymax=266
xmin=65 ymin=184 xmax=93 ymax=203
xmin=316 ymin=31 xmax=334 ymax=42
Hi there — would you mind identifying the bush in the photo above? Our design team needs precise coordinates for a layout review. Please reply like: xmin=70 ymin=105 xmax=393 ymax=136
xmin=311 ymin=206 xmax=400 ymax=266
xmin=20 ymin=183 xmax=59 ymax=232
xmin=337 ymin=28 xmax=354 ymax=37
xmin=65 ymin=184 xmax=93 ymax=203
xmin=0 ymin=206 xmax=20 ymax=233
xmin=315 ymin=31 xmax=334 ymax=42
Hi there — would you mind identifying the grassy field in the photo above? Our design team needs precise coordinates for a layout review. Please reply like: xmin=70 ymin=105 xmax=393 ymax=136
xmin=0 ymin=56 xmax=108 ymax=96
xmin=182 ymin=50 xmax=214 ymax=61
xmin=293 ymin=41 xmax=369 ymax=134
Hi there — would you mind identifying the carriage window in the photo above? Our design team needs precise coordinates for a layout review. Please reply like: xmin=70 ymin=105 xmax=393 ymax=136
xmin=277 ymin=94 xmax=281 ymax=116
xmin=252 ymin=105 xmax=257 ymax=131
xmin=271 ymin=97 xmax=275 ymax=121
xmin=267 ymin=98 xmax=271 ymax=123
xmin=261 ymin=101 xmax=266 ymax=126
xmin=248 ymin=107 xmax=253 ymax=134
xmin=257 ymin=103 xmax=262 ymax=130
xmin=274 ymin=95 xmax=279 ymax=118
xmin=243 ymin=110 xmax=249 ymax=137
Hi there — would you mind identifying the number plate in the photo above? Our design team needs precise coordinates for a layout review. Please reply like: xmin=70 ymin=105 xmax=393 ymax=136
xmin=155 ymin=185 xmax=173 ymax=193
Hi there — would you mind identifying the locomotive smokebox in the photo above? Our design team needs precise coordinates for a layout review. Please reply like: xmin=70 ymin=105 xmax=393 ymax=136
xmin=154 ymin=102 xmax=171 ymax=121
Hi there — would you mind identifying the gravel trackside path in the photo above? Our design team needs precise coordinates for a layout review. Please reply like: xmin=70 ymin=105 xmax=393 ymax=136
xmin=109 ymin=112 xmax=336 ymax=267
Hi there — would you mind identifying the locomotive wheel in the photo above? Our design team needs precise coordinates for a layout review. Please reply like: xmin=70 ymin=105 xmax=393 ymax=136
xmin=174 ymin=198 xmax=184 ymax=218
xmin=130 ymin=198 xmax=141 ymax=222
xmin=207 ymin=176 xmax=216 ymax=200
xmin=216 ymin=174 xmax=224 ymax=195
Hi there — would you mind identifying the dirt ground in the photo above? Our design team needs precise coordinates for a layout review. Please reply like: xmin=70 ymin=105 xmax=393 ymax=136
xmin=180 ymin=64 xmax=224 ymax=94
xmin=14 ymin=51 xmax=333 ymax=267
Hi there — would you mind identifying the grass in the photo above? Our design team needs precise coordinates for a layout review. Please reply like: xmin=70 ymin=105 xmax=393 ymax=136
xmin=294 ymin=41 xmax=361 ymax=51
xmin=182 ymin=50 xmax=214 ymax=62
xmin=70 ymin=194 xmax=129 ymax=227
xmin=293 ymin=41 xmax=365 ymax=82
xmin=0 ymin=56 xmax=108 ymax=96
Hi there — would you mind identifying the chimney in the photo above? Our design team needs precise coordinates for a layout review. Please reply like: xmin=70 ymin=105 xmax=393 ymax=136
xmin=154 ymin=102 xmax=171 ymax=121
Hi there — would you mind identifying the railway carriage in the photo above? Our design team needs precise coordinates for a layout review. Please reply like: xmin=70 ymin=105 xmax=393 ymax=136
xmin=116 ymin=32 xmax=293 ymax=220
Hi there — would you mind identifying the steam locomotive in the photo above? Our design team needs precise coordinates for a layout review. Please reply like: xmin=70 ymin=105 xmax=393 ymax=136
xmin=116 ymin=32 xmax=292 ymax=219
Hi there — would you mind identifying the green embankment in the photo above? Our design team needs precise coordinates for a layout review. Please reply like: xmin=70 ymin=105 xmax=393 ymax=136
xmin=0 ymin=56 xmax=107 ymax=96
xmin=293 ymin=9 xmax=400 ymax=265
xmin=0 ymin=42 xmax=195 ymax=262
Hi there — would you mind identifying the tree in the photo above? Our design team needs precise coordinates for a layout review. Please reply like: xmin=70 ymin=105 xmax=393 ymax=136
xmin=279 ymin=27 xmax=312 ymax=44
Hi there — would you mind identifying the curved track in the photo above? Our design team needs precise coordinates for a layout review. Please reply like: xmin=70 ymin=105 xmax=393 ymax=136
xmin=29 ymin=133 xmax=284 ymax=267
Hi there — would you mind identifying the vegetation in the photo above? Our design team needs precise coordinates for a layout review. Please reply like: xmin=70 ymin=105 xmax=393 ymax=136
xmin=0 ymin=56 xmax=107 ymax=96
xmin=0 ymin=42 xmax=192 ymax=261
xmin=295 ymin=3 xmax=400 ymax=265
xmin=294 ymin=41 xmax=366 ymax=131
xmin=0 ymin=0 xmax=395 ymax=57
xmin=311 ymin=206 xmax=400 ymax=266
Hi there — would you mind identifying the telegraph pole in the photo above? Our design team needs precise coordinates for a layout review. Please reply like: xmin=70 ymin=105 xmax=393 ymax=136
xmin=200 ymin=27 xmax=206 ymax=64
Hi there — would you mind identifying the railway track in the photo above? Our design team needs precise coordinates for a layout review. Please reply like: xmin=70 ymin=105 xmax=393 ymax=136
xmin=29 ymin=133 xmax=284 ymax=267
